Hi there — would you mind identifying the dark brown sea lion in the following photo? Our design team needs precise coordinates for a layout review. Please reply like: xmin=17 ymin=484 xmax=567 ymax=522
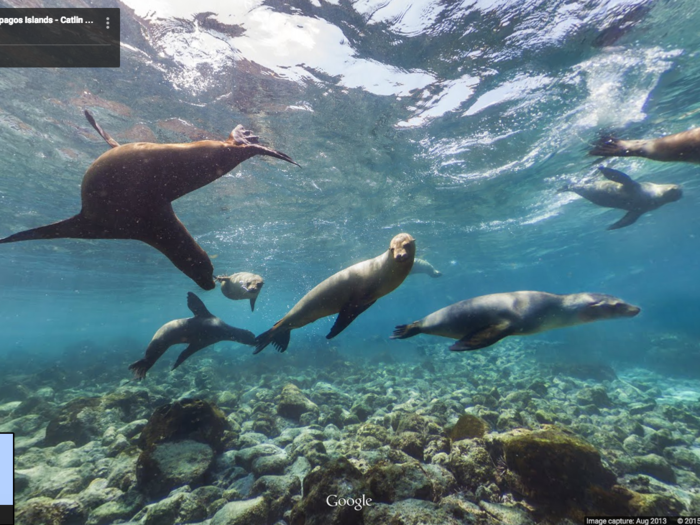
xmin=128 ymin=292 xmax=255 ymax=380
xmin=559 ymin=166 xmax=682 ymax=229
xmin=392 ymin=291 xmax=640 ymax=351
xmin=254 ymin=233 xmax=416 ymax=354
xmin=216 ymin=271 xmax=264 ymax=311
xmin=590 ymin=128 xmax=700 ymax=163
xmin=0 ymin=110 xmax=299 ymax=290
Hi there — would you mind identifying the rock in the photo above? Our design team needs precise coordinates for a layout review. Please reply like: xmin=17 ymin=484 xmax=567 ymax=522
xmin=252 ymin=452 xmax=290 ymax=477
xmin=44 ymin=397 xmax=102 ymax=446
xmin=236 ymin=444 xmax=286 ymax=471
xmin=251 ymin=475 xmax=301 ymax=522
xmin=626 ymin=454 xmax=677 ymax=483
xmin=137 ymin=440 xmax=214 ymax=498
xmin=364 ymin=498 xmax=463 ymax=525
xmin=664 ymin=446 xmax=700 ymax=475
xmin=390 ymin=431 xmax=425 ymax=461
xmin=138 ymin=398 xmax=230 ymax=453
xmin=211 ymin=496 xmax=268 ymax=525
xmin=448 ymin=414 xmax=488 ymax=441
xmin=289 ymin=458 xmax=365 ymax=525
xmin=366 ymin=462 xmax=435 ymax=502
xmin=277 ymin=384 xmax=318 ymax=420
xmin=16 ymin=497 xmax=85 ymax=525
xmin=131 ymin=489 xmax=209 ymax=525
xmin=447 ymin=439 xmax=497 ymax=489
xmin=479 ymin=501 xmax=536 ymax=525
xmin=576 ymin=386 xmax=612 ymax=408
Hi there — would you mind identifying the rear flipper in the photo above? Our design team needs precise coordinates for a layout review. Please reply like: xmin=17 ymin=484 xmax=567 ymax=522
xmin=0 ymin=213 xmax=100 ymax=244
xmin=607 ymin=210 xmax=643 ymax=230
xmin=128 ymin=358 xmax=153 ymax=380
xmin=84 ymin=109 xmax=120 ymax=148
xmin=391 ymin=322 xmax=422 ymax=339
xmin=254 ymin=328 xmax=291 ymax=354
xmin=230 ymin=125 xmax=301 ymax=167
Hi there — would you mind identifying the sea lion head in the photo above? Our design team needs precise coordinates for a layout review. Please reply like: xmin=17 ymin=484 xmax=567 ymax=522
xmin=658 ymin=184 xmax=683 ymax=204
xmin=575 ymin=293 xmax=640 ymax=323
xmin=390 ymin=233 xmax=416 ymax=263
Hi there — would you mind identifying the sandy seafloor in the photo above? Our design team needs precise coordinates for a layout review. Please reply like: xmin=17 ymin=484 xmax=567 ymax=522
xmin=5 ymin=337 xmax=700 ymax=525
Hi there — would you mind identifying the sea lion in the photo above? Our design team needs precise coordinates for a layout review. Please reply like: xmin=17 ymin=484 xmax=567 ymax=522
xmin=128 ymin=292 xmax=255 ymax=380
xmin=559 ymin=166 xmax=682 ymax=230
xmin=409 ymin=258 xmax=442 ymax=278
xmin=0 ymin=110 xmax=299 ymax=290
xmin=590 ymin=128 xmax=700 ymax=163
xmin=254 ymin=233 xmax=416 ymax=354
xmin=216 ymin=271 xmax=265 ymax=311
xmin=391 ymin=291 xmax=640 ymax=351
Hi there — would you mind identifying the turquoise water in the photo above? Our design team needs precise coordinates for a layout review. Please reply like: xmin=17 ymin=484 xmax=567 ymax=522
xmin=1 ymin=0 xmax=699 ymax=373
xmin=3 ymin=1 xmax=700 ymax=522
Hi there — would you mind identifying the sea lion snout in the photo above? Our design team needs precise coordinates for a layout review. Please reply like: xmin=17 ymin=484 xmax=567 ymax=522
xmin=664 ymin=186 xmax=683 ymax=203
xmin=578 ymin=296 xmax=640 ymax=322
xmin=390 ymin=233 xmax=416 ymax=262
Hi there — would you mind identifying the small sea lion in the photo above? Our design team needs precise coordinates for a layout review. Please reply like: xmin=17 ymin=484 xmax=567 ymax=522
xmin=216 ymin=271 xmax=265 ymax=311
xmin=392 ymin=291 xmax=640 ymax=351
xmin=0 ymin=110 xmax=299 ymax=290
xmin=590 ymin=128 xmax=700 ymax=163
xmin=559 ymin=166 xmax=682 ymax=230
xmin=255 ymin=233 xmax=416 ymax=354
xmin=409 ymin=258 xmax=442 ymax=278
xmin=128 ymin=292 xmax=255 ymax=380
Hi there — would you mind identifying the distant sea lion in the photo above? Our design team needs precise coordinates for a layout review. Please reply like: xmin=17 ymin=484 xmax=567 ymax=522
xmin=559 ymin=166 xmax=682 ymax=229
xmin=590 ymin=128 xmax=700 ymax=163
xmin=392 ymin=291 xmax=640 ymax=351
xmin=0 ymin=110 xmax=299 ymax=290
xmin=255 ymin=233 xmax=416 ymax=354
xmin=409 ymin=258 xmax=442 ymax=278
xmin=216 ymin=272 xmax=264 ymax=311
xmin=128 ymin=292 xmax=255 ymax=379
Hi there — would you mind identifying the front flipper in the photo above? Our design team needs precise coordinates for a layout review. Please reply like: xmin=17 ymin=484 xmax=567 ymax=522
xmin=607 ymin=210 xmax=643 ymax=230
xmin=139 ymin=205 xmax=215 ymax=290
xmin=327 ymin=300 xmax=377 ymax=340
xmin=598 ymin=166 xmax=639 ymax=187
xmin=172 ymin=342 xmax=207 ymax=371
xmin=187 ymin=292 xmax=213 ymax=318
xmin=449 ymin=321 xmax=514 ymax=351
xmin=0 ymin=213 xmax=104 ymax=244
xmin=84 ymin=109 xmax=120 ymax=148
xmin=228 ymin=125 xmax=301 ymax=167
xmin=250 ymin=297 xmax=257 ymax=312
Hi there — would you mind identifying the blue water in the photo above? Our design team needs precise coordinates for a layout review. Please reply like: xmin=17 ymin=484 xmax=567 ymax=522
xmin=1 ymin=0 xmax=699 ymax=378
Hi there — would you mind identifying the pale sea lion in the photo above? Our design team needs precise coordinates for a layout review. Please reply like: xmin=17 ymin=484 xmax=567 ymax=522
xmin=0 ymin=110 xmax=299 ymax=290
xmin=255 ymin=233 xmax=416 ymax=354
xmin=559 ymin=166 xmax=682 ymax=230
xmin=409 ymin=258 xmax=442 ymax=278
xmin=392 ymin=291 xmax=640 ymax=351
xmin=128 ymin=292 xmax=255 ymax=380
xmin=216 ymin=271 xmax=264 ymax=311
xmin=590 ymin=128 xmax=700 ymax=163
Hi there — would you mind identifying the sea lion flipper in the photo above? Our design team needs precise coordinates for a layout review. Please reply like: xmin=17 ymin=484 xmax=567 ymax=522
xmin=449 ymin=321 xmax=514 ymax=352
xmin=254 ymin=327 xmax=291 ymax=354
xmin=186 ymin=292 xmax=213 ymax=318
xmin=249 ymin=296 xmax=257 ymax=312
xmin=228 ymin=125 xmax=301 ymax=167
xmin=0 ymin=213 xmax=100 ymax=244
xmin=607 ymin=210 xmax=643 ymax=230
xmin=140 ymin=206 xmax=215 ymax=290
xmin=327 ymin=300 xmax=376 ymax=340
xmin=598 ymin=166 xmax=638 ymax=187
xmin=84 ymin=109 xmax=120 ymax=149
xmin=172 ymin=343 xmax=206 ymax=371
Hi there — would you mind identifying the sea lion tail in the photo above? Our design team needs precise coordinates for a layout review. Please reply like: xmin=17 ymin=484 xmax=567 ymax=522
xmin=589 ymin=135 xmax=626 ymax=157
xmin=254 ymin=328 xmax=291 ymax=354
xmin=391 ymin=322 xmax=421 ymax=340
xmin=84 ymin=109 xmax=120 ymax=148
xmin=128 ymin=359 xmax=150 ymax=380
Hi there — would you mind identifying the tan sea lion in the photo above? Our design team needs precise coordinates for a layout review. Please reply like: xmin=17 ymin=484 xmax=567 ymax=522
xmin=590 ymin=128 xmax=700 ymax=163
xmin=0 ymin=110 xmax=299 ymax=290
xmin=255 ymin=233 xmax=416 ymax=354
xmin=128 ymin=292 xmax=255 ymax=380
xmin=392 ymin=291 xmax=640 ymax=351
xmin=409 ymin=258 xmax=442 ymax=278
xmin=216 ymin=271 xmax=265 ymax=311
xmin=559 ymin=166 xmax=682 ymax=229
